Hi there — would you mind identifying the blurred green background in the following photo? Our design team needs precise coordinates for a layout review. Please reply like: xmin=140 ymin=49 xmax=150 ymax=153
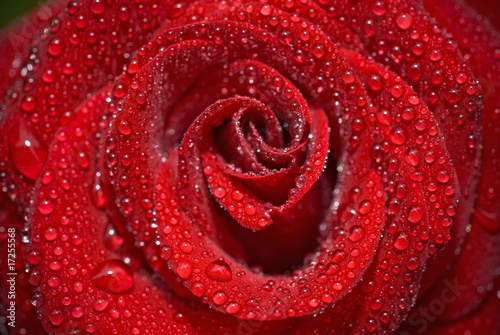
xmin=0 ymin=0 xmax=42 ymax=28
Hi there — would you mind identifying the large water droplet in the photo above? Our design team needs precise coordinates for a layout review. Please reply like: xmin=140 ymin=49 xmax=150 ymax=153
xmin=348 ymin=225 xmax=365 ymax=242
xmin=206 ymin=260 xmax=232 ymax=282
xmin=176 ymin=262 xmax=192 ymax=279
xmin=49 ymin=309 xmax=64 ymax=326
xmin=8 ymin=122 xmax=47 ymax=180
xmin=394 ymin=232 xmax=410 ymax=250
xmin=407 ymin=205 xmax=423 ymax=223
xmin=91 ymin=260 xmax=134 ymax=293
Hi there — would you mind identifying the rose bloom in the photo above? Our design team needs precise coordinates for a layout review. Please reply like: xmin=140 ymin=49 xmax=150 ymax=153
xmin=0 ymin=0 xmax=499 ymax=334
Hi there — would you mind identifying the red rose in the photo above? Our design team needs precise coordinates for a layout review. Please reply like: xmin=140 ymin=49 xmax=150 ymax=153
xmin=0 ymin=0 xmax=499 ymax=334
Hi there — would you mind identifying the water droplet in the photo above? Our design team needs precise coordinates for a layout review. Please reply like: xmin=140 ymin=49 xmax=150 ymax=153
xmin=436 ymin=169 xmax=450 ymax=183
xmin=91 ymin=260 xmax=134 ymax=293
xmin=231 ymin=189 xmax=244 ymax=201
xmin=367 ymin=73 xmax=383 ymax=91
xmin=77 ymin=152 xmax=90 ymax=169
xmin=103 ymin=224 xmax=124 ymax=251
xmin=260 ymin=4 xmax=272 ymax=16
xmin=408 ymin=205 xmax=423 ymax=223
xmin=333 ymin=282 xmax=344 ymax=291
xmin=27 ymin=250 xmax=42 ymax=265
xmin=312 ymin=44 xmax=326 ymax=58
xmin=359 ymin=200 xmax=373 ymax=215
xmin=49 ymin=309 xmax=64 ymax=326
xmin=330 ymin=250 xmax=347 ymax=263
xmin=407 ymin=256 xmax=420 ymax=270
xmin=117 ymin=119 xmax=132 ymax=135
xmin=179 ymin=241 xmax=193 ymax=254
xmin=348 ymin=225 xmax=365 ymax=242
xmin=300 ymin=30 xmax=311 ymax=42
xmin=176 ymin=262 xmax=192 ymax=279
xmin=92 ymin=297 xmax=109 ymax=312
xmin=49 ymin=260 xmax=62 ymax=271
xmin=370 ymin=298 xmax=383 ymax=311
xmin=258 ymin=217 xmax=269 ymax=227
xmin=206 ymin=260 xmax=232 ymax=281
xmin=429 ymin=49 xmax=443 ymax=62
xmin=203 ymin=165 xmax=213 ymax=175
xmin=408 ymin=63 xmax=423 ymax=81
xmin=213 ymin=187 xmax=227 ymax=198
xmin=244 ymin=204 xmax=256 ymax=216
xmin=395 ymin=13 xmax=413 ymax=30
xmin=444 ymin=88 xmax=462 ymax=104
xmin=390 ymin=84 xmax=405 ymax=98
xmin=38 ymin=199 xmax=55 ymax=216
xmin=72 ymin=281 xmax=83 ymax=293
xmin=404 ymin=148 xmax=421 ymax=166
xmin=402 ymin=107 xmax=416 ymax=121
xmin=371 ymin=1 xmax=386 ymax=16
xmin=71 ymin=305 xmax=84 ymax=318
xmin=213 ymin=291 xmax=228 ymax=305
xmin=365 ymin=318 xmax=378 ymax=332
xmin=191 ymin=281 xmax=205 ymax=297
xmin=394 ymin=232 xmax=410 ymax=250
xmin=226 ymin=302 xmax=241 ymax=314
xmin=160 ymin=246 xmax=173 ymax=260
xmin=342 ymin=70 xmax=356 ymax=84
xmin=8 ymin=123 xmax=47 ymax=180
xmin=85 ymin=323 xmax=96 ymax=333
xmin=21 ymin=96 xmax=37 ymax=112
xmin=90 ymin=0 xmax=105 ymax=15
xmin=390 ymin=127 xmax=407 ymax=145
xmin=48 ymin=38 xmax=65 ymax=57
xmin=44 ymin=226 xmax=58 ymax=241
xmin=48 ymin=275 xmax=61 ymax=288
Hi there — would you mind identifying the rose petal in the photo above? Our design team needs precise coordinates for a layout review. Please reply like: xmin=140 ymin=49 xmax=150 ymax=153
xmin=0 ymin=0 xmax=188 ymax=204
xmin=105 ymin=12 xmax=389 ymax=319
xmin=27 ymin=88 xmax=294 ymax=334
xmin=410 ymin=0 xmax=500 ymax=321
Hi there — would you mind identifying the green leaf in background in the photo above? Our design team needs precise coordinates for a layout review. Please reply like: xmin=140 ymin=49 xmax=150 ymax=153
xmin=0 ymin=0 xmax=45 ymax=28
